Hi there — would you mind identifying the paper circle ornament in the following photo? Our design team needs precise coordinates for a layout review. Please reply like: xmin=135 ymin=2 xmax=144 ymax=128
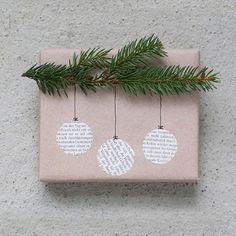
xmin=97 ymin=138 xmax=135 ymax=176
xmin=143 ymin=128 xmax=177 ymax=164
xmin=56 ymin=119 xmax=93 ymax=156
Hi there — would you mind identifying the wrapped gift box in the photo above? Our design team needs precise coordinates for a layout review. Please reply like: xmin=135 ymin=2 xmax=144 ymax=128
xmin=39 ymin=48 xmax=199 ymax=182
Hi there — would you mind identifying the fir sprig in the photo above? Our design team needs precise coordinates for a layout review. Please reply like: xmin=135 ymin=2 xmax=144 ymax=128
xmin=22 ymin=35 xmax=219 ymax=96
xmin=70 ymin=48 xmax=111 ymax=69
xmin=109 ymin=34 xmax=166 ymax=73
xmin=117 ymin=66 xmax=218 ymax=95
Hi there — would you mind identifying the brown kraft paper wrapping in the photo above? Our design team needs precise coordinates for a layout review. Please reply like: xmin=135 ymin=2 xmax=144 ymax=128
xmin=39 ymin=48 xmax=200 ymax=182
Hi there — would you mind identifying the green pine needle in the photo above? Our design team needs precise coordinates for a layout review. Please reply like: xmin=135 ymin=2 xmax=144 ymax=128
xmin=22 ymin=35 xmax=219 ymax=96
xmin=109 ymin=34 xmax=166 ymax=73
xmin=117 ymin=66 xmax=219 ymax=95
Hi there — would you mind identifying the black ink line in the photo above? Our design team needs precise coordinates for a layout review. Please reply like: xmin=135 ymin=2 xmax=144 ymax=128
xmin=113 ymin=86 xmax=118 ymax=139
xmin=73 ymin=85 xmax=78 ymax=121
xmin=158 ymin=95 xmax=163 ymax=129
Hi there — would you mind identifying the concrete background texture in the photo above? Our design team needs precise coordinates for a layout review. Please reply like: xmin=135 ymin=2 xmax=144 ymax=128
xmin=0 ymin=0 xmax=235 ymax=235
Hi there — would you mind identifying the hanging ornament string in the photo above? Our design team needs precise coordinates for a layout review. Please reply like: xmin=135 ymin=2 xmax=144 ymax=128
xmin=73 ymin=85 xmax=78 ymax=121
xmin=97 ymin=86 xmax=135 ymax=176
xmin=113 ymin=86 xmax=118 ymax=139
xmin=143 ymin=94 xmax=178 ymax=164
xmin=56 ymin=84 xmax=93 ymax=156
xmin=158 ymin=95 xmax=163 ymax=129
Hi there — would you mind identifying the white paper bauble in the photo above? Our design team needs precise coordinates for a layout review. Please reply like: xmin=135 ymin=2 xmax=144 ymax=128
xmin=56 ymin=120 xmax=93 ymax=156
xmin=143 ymin=128 xmax=177 ymax=164
xmin=97 ymin=138 xmax=135 ymax=176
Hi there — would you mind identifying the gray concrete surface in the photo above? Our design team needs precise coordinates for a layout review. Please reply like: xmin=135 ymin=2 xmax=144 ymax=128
xmin=0 ymin=0 xmax=235 ymax=235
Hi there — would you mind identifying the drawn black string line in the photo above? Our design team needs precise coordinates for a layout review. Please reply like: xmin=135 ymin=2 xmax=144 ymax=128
xmin=113 ymin=86 xmax=118 ymax=139
xmin=73 ymin=85 xmax=78 ymax=121
xmin=158 ymin=95 xmax=164 ymax=129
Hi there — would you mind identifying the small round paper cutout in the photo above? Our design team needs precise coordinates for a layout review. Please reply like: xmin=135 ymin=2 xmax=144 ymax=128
xmin=56 ymin=120 xmax=93 ymax=156
xmin=143 ymin=128 xmax=177 ymax=164
xmin=97 ymin=138 xmax=135 ymax=176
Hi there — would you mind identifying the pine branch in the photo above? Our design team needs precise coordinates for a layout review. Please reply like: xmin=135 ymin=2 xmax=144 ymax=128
xmin=109 ymin=34 xmax=166 ymax=73
xmin=22 ymin=48 xmax=111 ymax=96
xmin=70 ymin=48 xmax=111 ymax=70
xmin=22 ymin=63 xmax=71 ymax=96
xmin=116 ymin=66 xmax=219 ymax=95
xmin=22 ymin=35 xmax=219 ymax=96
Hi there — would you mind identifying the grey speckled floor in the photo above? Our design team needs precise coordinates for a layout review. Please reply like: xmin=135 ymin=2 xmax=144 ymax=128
xmin=0 ymin=1 xmax=235 ymax=235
